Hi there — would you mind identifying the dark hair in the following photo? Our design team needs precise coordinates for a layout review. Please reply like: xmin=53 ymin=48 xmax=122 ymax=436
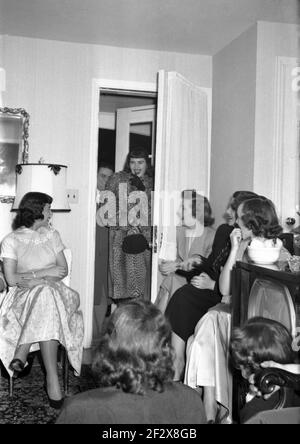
xmin=230 ymin=191 xmax=258 ymax=214
xmin=98 ymin=162 xmax=114 ymax=173
xmin=240 ymin=197 xmax=282 ymax=239
xmin=13 ymin=192 xmax=53 ymax=230
xmin=231 ymin=317 xmax=295 ymax=376
xmin=181 ymin=190 xmax=214 ymax=227
xmin=92 ymin=300 xmax=174 ymax=395
xmin=123 ymin=147 xmax=153 ymax=177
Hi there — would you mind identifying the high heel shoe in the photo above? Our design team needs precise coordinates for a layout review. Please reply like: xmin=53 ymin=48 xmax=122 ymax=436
xmin=9 ymin=358 xmax=25 ymax=374
xmin=43 ymin=384 xmax=64 ymax=409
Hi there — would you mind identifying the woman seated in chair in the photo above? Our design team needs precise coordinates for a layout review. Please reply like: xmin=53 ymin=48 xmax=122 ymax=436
xmin=0 ymin=192 xmax=84 ymax=408
xmin=231 ymin=317 xmax=300 ymax=423
xmin=184 ymin=197 xmax=287 ymax=423
xmin=165 ymin=190 xmax=257 ymax=380
xmin=56 ymin=300 xmax=206 ymax=424
xmin=155 ymin=191 xmax=215 ymax=313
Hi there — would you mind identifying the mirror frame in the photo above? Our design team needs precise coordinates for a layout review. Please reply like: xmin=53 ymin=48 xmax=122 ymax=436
xmin=0 ymin=107 xmax=30 ymax=203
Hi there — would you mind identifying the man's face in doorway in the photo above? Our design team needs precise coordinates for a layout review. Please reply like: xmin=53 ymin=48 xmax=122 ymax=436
xmin=97 ymin=167 xmax=113 ymax=191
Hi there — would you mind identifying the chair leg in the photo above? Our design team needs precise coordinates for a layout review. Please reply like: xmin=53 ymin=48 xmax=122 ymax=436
xmin=62 ymin=348 xmax=69 ymax=395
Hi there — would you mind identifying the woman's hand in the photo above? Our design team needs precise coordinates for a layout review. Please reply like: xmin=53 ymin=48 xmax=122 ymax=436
xmin=159 ymin=261 xmax=178 ymax=276
xmin=190 ymin=273 xmax=215 ymax=290
xmin=180 ymin=256 xmax=202 ymax=271
xmin=261 ymin=361 xmax=300 ymax=374
xmin=44 ymin=266 xmax=67 ymax=279
xmin=17 ymin=278 xmax=45 ymax=289
xmin=230 ymin=228 xmax=242 ymax=250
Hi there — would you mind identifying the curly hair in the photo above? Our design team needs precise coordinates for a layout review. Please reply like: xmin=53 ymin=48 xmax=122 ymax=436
xmin=92 ymin=300 xmax=174 ymax=395
xmin=123 ymin=147 xmax=153 ymax=177
xmin=230 ymin=317 xmax=295 ymax=377
xmin=240 ymin=197 xmax=282 ymax=239
xmin=181 ymin=190 xmax=215 ymax=227
xmin=230 ymin=191 xmax=258 ymax=214
xmin=13 ymin=192 xmax=53 ymax=230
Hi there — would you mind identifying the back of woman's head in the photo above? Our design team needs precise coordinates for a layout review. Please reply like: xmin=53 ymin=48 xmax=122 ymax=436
xmin=231 ymin=317 xmax=295 ymax=375
xmin=230 ymin=191 xmax=258 ymax=214
xmin=241 ymin=197 xmax=282 ymax=239
xmin=92 ymin=300 xmax=174 ymax=394
xmin=13 ymin=192 xmax=53 ymax=230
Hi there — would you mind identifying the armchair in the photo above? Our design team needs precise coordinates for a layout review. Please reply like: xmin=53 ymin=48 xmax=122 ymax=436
xmin=242 ymin=368 xmax=300 ymax=424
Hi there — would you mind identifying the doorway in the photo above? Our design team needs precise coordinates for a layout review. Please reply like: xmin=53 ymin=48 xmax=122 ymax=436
xmin=92 ymin=88 xmax=157 ymax=344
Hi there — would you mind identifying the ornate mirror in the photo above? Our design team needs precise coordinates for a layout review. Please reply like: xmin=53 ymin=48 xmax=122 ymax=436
xmin=0 ymin=107 xmax=30 ymax=203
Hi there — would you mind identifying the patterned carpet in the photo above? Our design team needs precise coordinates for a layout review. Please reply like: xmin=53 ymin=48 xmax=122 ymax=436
xmin=0 ymin=358 xmax=97 ymax=424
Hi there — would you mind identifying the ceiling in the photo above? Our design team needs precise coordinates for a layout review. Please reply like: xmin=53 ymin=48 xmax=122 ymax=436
xmin=0 ymin=0 xmax=299 ymax=55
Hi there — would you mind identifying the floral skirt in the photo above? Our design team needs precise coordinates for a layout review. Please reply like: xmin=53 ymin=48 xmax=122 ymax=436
xmin=0 ymin=282 xmax=84 ymax=376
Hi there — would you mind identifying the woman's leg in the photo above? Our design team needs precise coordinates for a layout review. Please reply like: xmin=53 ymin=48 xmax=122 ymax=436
xmin=171 ymin=332 xmax=186 ymax=381
xmin=40 ymin=340 xmax=62 ymax=401
xmin=12 ymin=343 xmax=32 ymax=364
xmin=155 ymin=287 xmax=171 ymax=313
xmin=203 ymin=386 xmax=218 ymax=423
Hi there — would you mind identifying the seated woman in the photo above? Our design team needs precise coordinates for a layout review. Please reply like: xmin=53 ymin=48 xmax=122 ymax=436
xmin=165 ymin=190 xmax=257 ymax=380
xmin=155 ymin=191 xmax=215 ymax=313
xmin=56 ymin=300 xmax=206 ymax=424
xmin=184 ymin=197 xmax=285 ymax=423
xmin=0 ymin=192 xmax=84 ymax=408
xmin=231 ymin=317 xmax=300 ymax=424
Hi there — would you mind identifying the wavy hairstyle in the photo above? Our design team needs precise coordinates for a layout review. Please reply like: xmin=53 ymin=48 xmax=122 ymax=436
xmin=240 ymin=197 xmax=282 ymax=239
xmin=123 ymin=147 xmax=153 ymax=177
xmin=13 ymin=192 xmax=53 ymax=230
xmin=181 ymin=190 xmax=215 ymax=227
xmin=92 ymin=300 xmax=174 ymax=395
xmin=230 ymin=317 xmax=295 ymax=377
xmin=230 ymin=191 xmax=258 ymax=214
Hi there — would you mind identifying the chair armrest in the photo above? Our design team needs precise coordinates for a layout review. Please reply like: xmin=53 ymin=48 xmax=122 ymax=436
xmin=255 ymin=368 xmax=300 ymax=395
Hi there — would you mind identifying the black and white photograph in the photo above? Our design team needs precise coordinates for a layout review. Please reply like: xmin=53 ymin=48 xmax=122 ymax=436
xmin=0 ymin=0 xmax=299 ymax=428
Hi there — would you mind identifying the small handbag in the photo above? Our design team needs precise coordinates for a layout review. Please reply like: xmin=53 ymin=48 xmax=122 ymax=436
xmin=122 ymin=227 xmax=150 ymax=254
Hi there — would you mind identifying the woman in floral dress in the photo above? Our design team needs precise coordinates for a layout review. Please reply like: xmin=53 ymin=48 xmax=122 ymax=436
xmin=0 ymin=192 xmax=84 ymax=407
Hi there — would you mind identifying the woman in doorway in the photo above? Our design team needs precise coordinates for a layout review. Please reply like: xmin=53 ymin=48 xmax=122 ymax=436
xmin=105 ymin=147 xmax=153 ymax=304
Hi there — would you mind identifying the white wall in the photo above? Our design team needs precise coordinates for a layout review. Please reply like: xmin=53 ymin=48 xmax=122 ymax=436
xmin=210 ymin=21 xmax=299 ymax=227
xmin=253 ymin=22 xmax=299 ymax=199
xmin=1 ymin=34 xmax=212 ymax=347
xmin=210 ymin=24 xmax=257 ymax=226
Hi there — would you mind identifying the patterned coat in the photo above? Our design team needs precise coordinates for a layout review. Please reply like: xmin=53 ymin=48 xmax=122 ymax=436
xmin=105 ymin=171 xmax=153 ymax=301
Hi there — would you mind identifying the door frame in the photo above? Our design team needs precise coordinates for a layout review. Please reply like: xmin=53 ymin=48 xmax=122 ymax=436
xmin=84 ymin=79 xmax=157 ymax=348
xmin=272 ymin=56 xmax=299 ymax=229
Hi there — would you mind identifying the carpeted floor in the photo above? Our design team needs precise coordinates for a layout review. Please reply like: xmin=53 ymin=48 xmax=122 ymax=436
xmin=0 ymin=358 xmax=97 ymax=424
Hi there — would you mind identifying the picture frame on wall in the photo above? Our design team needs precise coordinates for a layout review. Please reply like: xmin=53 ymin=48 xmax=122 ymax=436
xmin=0 ymin=107 xmax=30 ymax=203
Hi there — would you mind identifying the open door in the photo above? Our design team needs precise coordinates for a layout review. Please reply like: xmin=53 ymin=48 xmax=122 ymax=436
xmin=115 ymin=105 xmax=156 ymax=171
xmin=151 ymin=71 xmax=212 ymax=302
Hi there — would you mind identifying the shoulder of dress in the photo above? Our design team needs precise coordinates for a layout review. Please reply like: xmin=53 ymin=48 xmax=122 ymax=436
xmin=2 ymin=231 xmax=16 ymax=242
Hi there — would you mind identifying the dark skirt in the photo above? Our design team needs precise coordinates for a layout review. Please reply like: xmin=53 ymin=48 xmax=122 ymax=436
xmin=165 ymin=283 xmax=221 ymax=342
